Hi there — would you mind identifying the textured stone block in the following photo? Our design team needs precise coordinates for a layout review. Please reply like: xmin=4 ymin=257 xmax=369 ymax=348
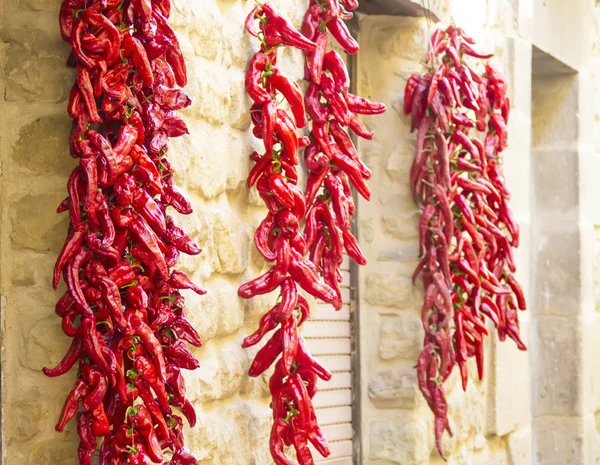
xmin=186 ymin=342 xmax=245 ymax=403
xmin=9 ymin=192 xmax=69 ymax=252
xmin=377 ymin=243 xmax=420 ymax=263
xmin=20 ymin=315 xmax=70 ymax=373
xmin=18 ymin=0 xmax=57 ymax=10
xmin=533 ymin=225 xmax=581 ymax=316
xmin=534 ymin=316 xmax=582 ymax=417
xmin=10 ymin=114 xmax=74 ymax=176
xmin=368 ymin=368 xmax=419 ymax=409
xmin=532 ymin=74 xmax=579 ymax=149
xmin=365 ymin=272 xmax=415 ymax=309
xmin=507 ymin=427 xmax=532 ymax=465
xmin=3 ymin=27 xmax=72 ymax=102
xmin=212 ymin=210 xmax=251 ymax=275
xmin=378 ymin=313 xmax=422 ymax=360
xmin=487 ymin=329 xmax=531 ymax=436
xmin=534 ymin=416 xmax=584 ymax=465
xmin=369 ymin=420 xmax=432 ymax=464
xmin=532 ymin=148 xmax=579 ymax=216
xmin=445 ymin=381 xmax=487 ymax=455
xmin=381 ymin=212 xmax=419 ymax=241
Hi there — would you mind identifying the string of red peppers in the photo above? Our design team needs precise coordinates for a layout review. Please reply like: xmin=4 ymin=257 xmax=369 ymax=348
xmin=47 ymin=1 xmax=203 ymax=464
xmin=241 ymin=2 xmax=384 ymax=464
xmin=405 ymin=26 xmax=527 ymax=456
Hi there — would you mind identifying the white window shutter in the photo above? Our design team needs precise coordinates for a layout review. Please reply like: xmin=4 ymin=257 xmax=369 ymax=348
xmin=304 ymin=257 xmax=354 ymax=464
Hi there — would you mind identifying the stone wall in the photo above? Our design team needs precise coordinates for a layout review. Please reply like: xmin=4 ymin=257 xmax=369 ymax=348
xmin=354 ymin=1 xmax=600 ymax=464
xmin=354 ymin=9 xmax=533 ymax=463
xmin=3 ymin=0 xmax=600 ymax=464
xmin=0 ymin=0 xmax=308 ymax=463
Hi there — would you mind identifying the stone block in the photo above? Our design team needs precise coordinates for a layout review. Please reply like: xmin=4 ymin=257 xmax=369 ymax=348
xmin=532 ymin=148 xmax=579 ymax=216
xmin=186 ymin=341 xmax=245 ymax=403
xmin=534 ymin=416 xmax=584 ymax=465
xmin=184 ymin=127 xmax=249 ymax=199
xmin=381 ymin=211 xmax=419 ymax=241
xmin=10 ymin=114 xmax=75 ymax=176
xmin=507 ymin=427 xmax=532 ymax=465
xmin=9 ymin=192 xmax=69 ymax=252
xmin=11 ymin=250 xmax=54 ymax=287
xmin=445 ymin=382 xmax=487 ymax=455
xmin=183 ymin=1 xmax=222 ymax=62
xmin=583 ymin=315 xmax=600 ymax=413
xmin=531 ymin=0 xmax=592 ymax=71
xmin=4 ymin=397 xmax=43 ymax=443
xmin=3 ymin=27 xmax=72 ymax=103
xmin=369 ymin=420 xmax=432 ymax=465
xmin=378 ymin=313 xmax=422 ymax=360
xmin=487 ymin=326 xmax=531 ymax=436
xmin=19 ymin=438 xmax=77 ymax=465
xmin=185 ymin=401 xmax=271 ymax=465
xmin=183 ymin=409 xmax=222 ymax=461
xmin=365 ymin=272 xmax=415 ymax=309
xmin=505 ymin=37 xmax=533 ymax=115
xmin=186 ymin=286 xmax=219 ymax=343
xmin=531 ymin=74 xmax=579 ymax=149
xmin=533 ymin=225 xmax=581 ymax=317
xmin=377 ymin=243 xmax=420 ymax=263
xmin=385 ymin=143 xmax=414 ymax=184
xmin=534 ymin=316 xmax=582 ymax=417
xmin=20 ymin=315 xmax=70 ymax=373
xmin=212 ymin=210 xmax=251 ymax=275
xmin=189 ymin=278 xmax=244 ymax=342
xmin=18 ymin=0 xmax=57 ymax=10
xmin=584 ymin=413 xmax=600 ymax=465
xmin=243 ymin=290 xmax=277 ymax=329
xmin=368 ymin=367 xmax=420 ymax=409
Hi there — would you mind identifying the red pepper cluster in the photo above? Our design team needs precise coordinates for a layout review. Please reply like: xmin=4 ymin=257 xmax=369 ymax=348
xmin=301 ymin=0 xmax=386 ymax=292
xmin=47 ymin=1 xmax=203 ymax=464
xmin=241 ymin=2 xmax=383 ymax=464
xmin=405 ymin=26 xmax=526 ymax=455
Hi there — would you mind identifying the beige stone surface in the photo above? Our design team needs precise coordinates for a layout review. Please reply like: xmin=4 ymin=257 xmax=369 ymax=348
xmin=2 ymin=0 xmax=600 ymax=464
xmin=356 ymin=4 xmax=533 ymax=464
xmin=0 ymin=0 xmax=308 ymax=463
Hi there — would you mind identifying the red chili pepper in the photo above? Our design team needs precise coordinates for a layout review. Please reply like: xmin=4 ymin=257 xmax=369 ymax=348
xmin=404 ymin=74 xmax=421 ymax=115
xmin=326 ymin=17 xmax=359 ymax=54
xmin=43 ymin=337 xmax=83 ymax=378
xmin=304 ymin=83 xmax=330 ymax=124
xmin=281 ymin=315 xmax=299 ymax=374
xmin=171 ymin=448 xmax=200 ymax=465
xmin=427 ymin=64 xmax=447 ymax=105
xmin=77 ymin=413 xmax=98 ymax=465
xmin=346 ymin=92 xmax=386 ymax=115
xmin=249 ymin=329 xmax=283 ymax=377
xmin=270 ymin=419 xmax=297 ymax=465
xmin=275 ymin=109 xmax=300 ymax=164
xmin=271 ymin=68 xmax=307 ymax=128
xmin=56 ymin=378 xmax=89 ymax=432
xmin=261 ymin=3 xmax=317 ymax=52
xmin=306 ymin=32 xmax=328 ymax=85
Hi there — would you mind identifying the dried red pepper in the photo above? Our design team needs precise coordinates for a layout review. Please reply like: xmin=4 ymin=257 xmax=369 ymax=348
xmin=241 ymin=2 xmax=383 ymax=464
xmin=47 ymin=1 xmax=203 ymax=463
xmin=405 ymin=26 xmax=526 ymax=456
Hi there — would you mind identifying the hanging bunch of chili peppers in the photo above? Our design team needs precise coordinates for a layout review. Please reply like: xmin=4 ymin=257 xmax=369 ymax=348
xmin=241 ymin=2 xmax=383 ymax=464
xmin=47 ymin=1 xmax=203 ymax=463
xmin=301 ymin=0 xmax=386 ymax=303
xmin=405 ymin=26 xmax=526 ymax=455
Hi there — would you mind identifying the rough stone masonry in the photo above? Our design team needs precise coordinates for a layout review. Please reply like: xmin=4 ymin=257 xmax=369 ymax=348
xmin=3 ymin=0 xmax=600 ymax=464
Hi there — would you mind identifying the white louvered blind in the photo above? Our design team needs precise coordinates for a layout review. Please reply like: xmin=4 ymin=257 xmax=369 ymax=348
xmin=304 ymin=257 xmax=354 ymax=464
